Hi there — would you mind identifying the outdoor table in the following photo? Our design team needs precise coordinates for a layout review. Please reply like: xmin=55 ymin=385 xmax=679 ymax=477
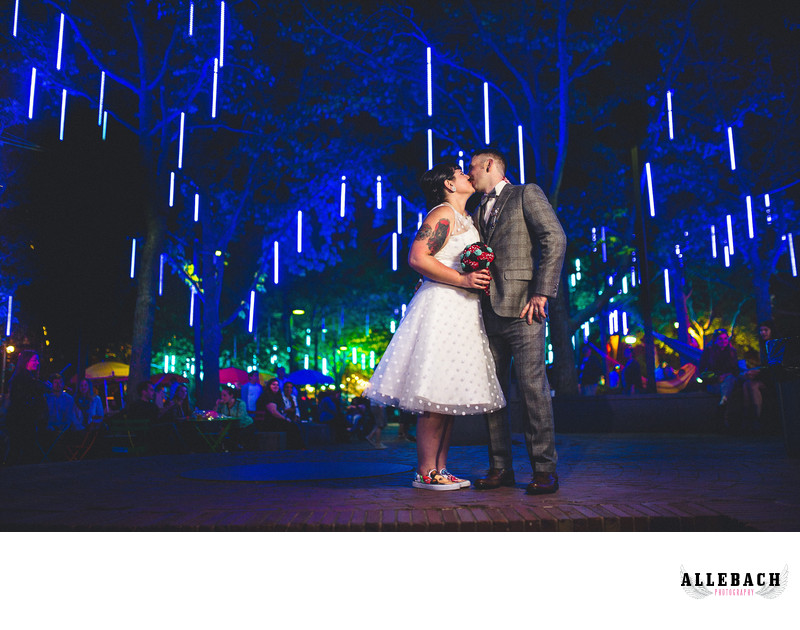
xmin=185 ymin=416 xmax=234 ymax=452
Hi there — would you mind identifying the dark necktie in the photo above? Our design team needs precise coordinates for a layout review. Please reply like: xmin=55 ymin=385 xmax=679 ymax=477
xmin=479 ymin=191 xmax=497 ymax=233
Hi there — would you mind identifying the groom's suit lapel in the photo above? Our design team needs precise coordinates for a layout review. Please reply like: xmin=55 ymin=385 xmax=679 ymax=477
xmin=485 ymin=185 xmax=513 ymax=245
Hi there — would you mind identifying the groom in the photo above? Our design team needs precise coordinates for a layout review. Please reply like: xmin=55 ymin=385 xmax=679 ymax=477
xmin=468 ymin=148 xmax=566 ymax=495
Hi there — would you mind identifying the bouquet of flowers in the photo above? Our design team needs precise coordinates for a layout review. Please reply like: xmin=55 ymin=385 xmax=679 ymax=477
xmin=460 ymin=242 xmax=495 ymax=295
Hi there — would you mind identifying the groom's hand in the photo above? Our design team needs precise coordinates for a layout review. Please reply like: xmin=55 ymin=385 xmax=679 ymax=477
xmin=521 ymin=294 xmax=548 ymax=325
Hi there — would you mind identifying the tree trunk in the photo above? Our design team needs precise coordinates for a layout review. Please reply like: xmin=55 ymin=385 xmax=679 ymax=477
xmin=549 ymin=269 xmax=579 ymax=396
xmin=671 ymin=258 xmax=691 ymax=347
xmin=198 ymin=250 xmax=223 ymax=409
xmin=546 ymin=0 xmax=576 ymax=396
xmin=748 ymin=239 xmax=773 ymax=325
xmin=127 ymin=211 xmax=165 ymax=402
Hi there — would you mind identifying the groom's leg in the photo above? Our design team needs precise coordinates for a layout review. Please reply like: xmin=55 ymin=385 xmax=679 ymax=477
xmin=485 ymin=318 xmax=514 ymax=470
xmin=509 ymin=317 xmax=557 ymax=473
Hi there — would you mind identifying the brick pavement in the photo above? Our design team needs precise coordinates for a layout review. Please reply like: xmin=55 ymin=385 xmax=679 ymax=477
xmin=1 ymin=428 xmax=799 ymax=531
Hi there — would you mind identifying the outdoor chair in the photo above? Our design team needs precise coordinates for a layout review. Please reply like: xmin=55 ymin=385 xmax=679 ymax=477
xmin=36 ymin=424 xmax=71 ymax=463
xmin=104 ymin=417 xmax=151 ymax=456
xmin=64 ymin=423 xmax=103 ymax=461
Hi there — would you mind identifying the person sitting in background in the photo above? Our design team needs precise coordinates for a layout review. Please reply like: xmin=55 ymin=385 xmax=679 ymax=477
xmin=621 ymin=346 xmax=644 ymax=395
xmin=579 ymin=345 xmax=605 ymax=395
xmin=742 ymin=320 xmax=777 ymax=433
xmin=46 ymin=373 xmax=77 ymax=431
xmin=317 ymin=389 xmax=348 ymax=443
xmin=162 ymin=384 xmax=193 ymax=421
xmin=281 ymin=381 xmax=300 ymax=421
xmin=153 ymin=382 xmax=168 ymax=413
xmin=73 ymin=378 xmax=104 ymax=429
xmin=346 ymin=395 xmax=374 ymax=439
xmin=365 ymin=402 xmax=388 ymax=449
xmin=5 ymin=350 xmax=49 ymax=465
xmin=126 ymin=381 xmax=160 ymax=423
xmin=240 ymin=371 xmax=263 ymax=415
xmin=698 ymin=329 xmax=740 ymax=406
xmin=256 ymin=378 xmax=304 ymax=449
xmin=215 ymin=384 xmax=254 ymax=449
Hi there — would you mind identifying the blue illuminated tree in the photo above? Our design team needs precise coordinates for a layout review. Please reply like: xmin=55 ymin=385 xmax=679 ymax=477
xmin=0 ymin=84 xmax=34 ymax=339
xmin=636 ymin=1 xmax=799 ymax=353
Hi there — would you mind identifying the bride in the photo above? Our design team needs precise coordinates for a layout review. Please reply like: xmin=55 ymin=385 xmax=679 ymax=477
xmin=364 ymin=163 xmax=506 ymax=490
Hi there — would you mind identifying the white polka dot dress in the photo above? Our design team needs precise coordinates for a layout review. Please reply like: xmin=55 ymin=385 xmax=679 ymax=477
xmin=364 ymin=206 xmax=506 ymax=416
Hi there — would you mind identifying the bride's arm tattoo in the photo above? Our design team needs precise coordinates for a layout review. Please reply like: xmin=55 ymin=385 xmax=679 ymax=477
xmin=413 ymin=219 xmax=450 ymax=255
xmin=415 ymin=219 xmax=450 ymax=256
xmin=414 ymin=225 xmax=432 ymax=241
xmin=426 ymin=219 xmax=450 ymax=255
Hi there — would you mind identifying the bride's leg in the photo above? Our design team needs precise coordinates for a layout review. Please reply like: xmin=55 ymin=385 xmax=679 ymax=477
xmin=436 ymin=415 xmax=454 ymax=471
xmin=416 ymin=411 xmax=447 ymax=474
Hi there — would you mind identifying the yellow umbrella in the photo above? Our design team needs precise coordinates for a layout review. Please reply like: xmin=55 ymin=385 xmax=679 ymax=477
xmin=85 ymin=361 xmax=130 ymax=381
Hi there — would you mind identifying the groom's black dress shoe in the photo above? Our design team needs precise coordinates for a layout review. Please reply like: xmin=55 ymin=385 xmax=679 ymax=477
xmin=525 ymin=472 xmax=559 ymax=495
xmin=473 ymin=468 xmax=516 ymax=490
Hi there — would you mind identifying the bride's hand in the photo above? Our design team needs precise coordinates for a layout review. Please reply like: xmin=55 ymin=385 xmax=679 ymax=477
xmin=461 ymin=269 xmax=491 ymax=290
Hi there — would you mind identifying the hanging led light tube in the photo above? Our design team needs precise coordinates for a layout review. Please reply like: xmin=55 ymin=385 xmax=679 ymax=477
xmin=392 ymin=233 xmax=398 ymax=271
xmin=427 ymin=129 xmax=433 ymax=170
xmin=727 ymin=126 xmax=736 ymax=171
xmin=211 ymin=58 xmax=219 ymax=118
xmin=426 ymin=47 xmax=432 ymax=117
xmin=98 ymin=71 xmax=105 ymax=125
xmin=726 ymin=214 xmax=734 ymax=255
xmin=458 ymin=150 xmax=464 ymax=171
xmin=130 ymin=239 xmax=137 ymax=279
xmin=102 ymin=111 xmax=108 ymax=140
xmin=178 ymin=112 xmax=185 ymax=169
xmin=13 ymin=0 xmax=19 ymax=37
xmin=169 ymin=172 xmax=175 ymax=207
xmin=219 ymin=2 xmax=226 ymax=67
xmin=601 ymin=226 xmax=607 ymax=262
xmin=6 ymin=295 xmax=12 ymax=336
xmin=28 ymin=67 xmax=36 ymax=119
xmin=724 ymin=245 xmax=730 ymax=268
xmin=56 ymin=13 xmax=65 ymax=71
xmin=483 ymin=82 xmax=490 ymax=145
xmin=189 ymin=2 xmax=194 ymax=36
xmin=666 ymin=90 xmax=674 ymax=140
xmin=248 ymin=290 xmax=255 ymax=333
xmin=397 ymin=196 xmax=403 ymax=234
xmin=711 ymin=225 xmax=717 ymax=258
xmin=664 ymin=269 xmax=671 ymax=304
xmin=297 ymin=210 xmax=303 ymax=253
xmin=518 ymin=125 xmax=526 ymax=184
xmin=189 ymin=287 xmax=195 ymax=327
xmin=746 ymin=196 xmax=754 ymax=238
xmin=764 ymin=194 xmax=772 ymax=224
xmin=159 ymin=254 xmax=164 ymax=296
xmin=789 ymin=233 xmax=797 ymax=277
xmin=340 ymin=176 xmax=346 ymax=217
xmin=273 ymin=241 xmax=279 ymax=284
xmin=645 ymin=162 xmax=655 ymax=217
xmin=194 ymin=193 xmax=199 ymax=222
xmin=59 ymin=89 xmax=67 ymax=141
xmin=376 ymin=176 xmax=382 ymax=210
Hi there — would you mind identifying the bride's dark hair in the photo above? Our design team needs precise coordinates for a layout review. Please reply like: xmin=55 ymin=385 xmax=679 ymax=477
xmin=420 ymin=163 xmax=459 ymax=209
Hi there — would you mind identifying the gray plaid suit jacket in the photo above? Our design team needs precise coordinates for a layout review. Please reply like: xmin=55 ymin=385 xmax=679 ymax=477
xmin=474 ymin=183 xmax=567 ymax=318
